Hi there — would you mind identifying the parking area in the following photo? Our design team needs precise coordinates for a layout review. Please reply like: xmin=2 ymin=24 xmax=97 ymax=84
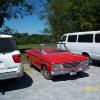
xmin=0 ymin=63 xmax=100 ymax=100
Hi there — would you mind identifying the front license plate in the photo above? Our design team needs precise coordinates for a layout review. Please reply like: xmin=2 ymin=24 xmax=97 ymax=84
xmin=70 ymin=72 xmax=76 ymax=75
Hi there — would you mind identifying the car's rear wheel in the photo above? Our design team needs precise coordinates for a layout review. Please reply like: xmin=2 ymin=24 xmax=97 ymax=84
xmin=82 ymin=53 xmax=92 ymax=65
xmin=41 ymin=66 xmax=52 ymax=80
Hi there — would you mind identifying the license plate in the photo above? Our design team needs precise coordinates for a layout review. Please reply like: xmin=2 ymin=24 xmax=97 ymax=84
xmin=79 ymin=67 xmax=82 ymax=71
xmin=70 ymin=71 xmax=76 ymax=75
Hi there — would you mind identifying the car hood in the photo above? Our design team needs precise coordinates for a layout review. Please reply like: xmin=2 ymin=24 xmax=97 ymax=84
xmin=42 ymin=52 xmax=88 ymax=64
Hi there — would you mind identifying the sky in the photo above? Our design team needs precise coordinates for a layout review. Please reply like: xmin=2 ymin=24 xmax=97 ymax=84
xmin=3 ymin=0 xmax=48 ymax=35
xmin=5 ymin=15 xmax=46 ymax=34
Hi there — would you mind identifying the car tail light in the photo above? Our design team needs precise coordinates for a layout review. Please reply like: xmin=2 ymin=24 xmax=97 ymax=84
xmin=12 ymin=54 xmax=21 ymax=63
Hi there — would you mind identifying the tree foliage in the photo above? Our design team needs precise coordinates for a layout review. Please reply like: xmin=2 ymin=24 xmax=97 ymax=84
xmin=38 ymin=0 xmax=100 ymax=40
xmin=0 ymin=0 xmax=34 ymax=27
xmin=13 ymin=33 xmax=55 ymax=45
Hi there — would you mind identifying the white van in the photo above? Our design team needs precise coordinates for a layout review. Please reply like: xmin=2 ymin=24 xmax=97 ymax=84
xmin=57 ymin=31 xmax=100 ymax=61
xmin=0 ymin=34 xmax=23 ymax=80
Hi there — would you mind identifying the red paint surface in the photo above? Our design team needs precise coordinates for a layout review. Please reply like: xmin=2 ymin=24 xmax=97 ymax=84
xmin=25 ymin=48 xmax=89 ymax=73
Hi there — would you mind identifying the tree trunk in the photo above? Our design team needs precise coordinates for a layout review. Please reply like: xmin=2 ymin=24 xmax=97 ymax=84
xmin=0 ymin=14 xmax=4 ymax=27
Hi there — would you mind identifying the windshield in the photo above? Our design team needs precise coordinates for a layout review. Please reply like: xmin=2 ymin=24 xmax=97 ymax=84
xmin=39 ymin=44 xmax=68 ymax=54
xmin=0 ymin=38 xmax=17 ymax=53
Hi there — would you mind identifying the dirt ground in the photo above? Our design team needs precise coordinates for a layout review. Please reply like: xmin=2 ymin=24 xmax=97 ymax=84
xmin=0 ymin=62 xmax=100 ymax=100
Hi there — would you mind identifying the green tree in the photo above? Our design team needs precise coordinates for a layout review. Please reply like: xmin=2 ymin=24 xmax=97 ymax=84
xmin=46 ymin=0 xmax=68 ymax=40
xmin=38 ymin=0 xmax=100 ymax=41
xmin=0 ymin=0 xmax=34 ymax=27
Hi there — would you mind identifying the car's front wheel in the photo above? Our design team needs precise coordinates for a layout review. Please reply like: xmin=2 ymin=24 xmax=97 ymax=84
xmin=41 ymin=66 xmax=52 ymax=80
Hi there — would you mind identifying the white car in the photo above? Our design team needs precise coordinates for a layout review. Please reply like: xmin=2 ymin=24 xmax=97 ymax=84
xmin=58 ymin=31 xmax=100 ymax=61
xmin=0 ymin=34 xmax=23 ymax=80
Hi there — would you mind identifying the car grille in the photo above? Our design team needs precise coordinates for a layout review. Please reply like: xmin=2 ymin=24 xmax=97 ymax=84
xmin=62 ymin=62 xmax=81 ymax=68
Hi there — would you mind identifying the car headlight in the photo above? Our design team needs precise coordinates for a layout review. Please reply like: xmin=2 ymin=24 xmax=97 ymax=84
xmin=79 ymin=60 xmax=89 ymax=66
xmin=52 ymin=64 xmax=63 ymax=69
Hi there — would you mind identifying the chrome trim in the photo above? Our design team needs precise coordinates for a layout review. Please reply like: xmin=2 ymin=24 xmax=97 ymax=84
xmin=51 ymin=66 xmax=89 ymax=76
xmin=52 ymin=60 xmax=89 ymax=70
xmin=62 ymin=61 xmax=81 ymax=68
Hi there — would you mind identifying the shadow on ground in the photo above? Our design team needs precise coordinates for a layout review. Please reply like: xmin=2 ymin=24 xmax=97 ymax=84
xmin=52 ymin=72 xmax=89 ymax=82
xmin=93 ymin=61 xmax=100 ymax=67
xmin=0 ymin=72 xmax=33 ymax=95
xmin=30 ymin=64 xmax=89 ymax=82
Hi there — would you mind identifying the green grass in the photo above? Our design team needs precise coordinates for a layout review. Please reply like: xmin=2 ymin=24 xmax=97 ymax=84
xmin=18 ymin=44 xmax=39 ymax=49
xmin=21 ymin=54 xmax=27 ymax=63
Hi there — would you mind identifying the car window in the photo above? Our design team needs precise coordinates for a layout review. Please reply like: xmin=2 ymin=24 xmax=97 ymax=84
xmin=68 ymin=35 xmax=77 ymax=42
xmin=95 ymin=34 xmax=100 ymax=43
xmin=0 ymin=38 xmax=17 ymax=53
xmin=61 ymin=36 xmax=66 ymax=41
xmin=78 ymin=34 xmax=93 ymax=43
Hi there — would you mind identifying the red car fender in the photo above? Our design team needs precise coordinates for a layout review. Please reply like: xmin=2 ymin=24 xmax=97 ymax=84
xmin=40 ymin=61 xmax=52 ymax=72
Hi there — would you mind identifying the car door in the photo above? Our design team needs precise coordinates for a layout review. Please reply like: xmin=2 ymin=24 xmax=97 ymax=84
xmin=76 ymin=34 xmax=94 ymax=57
xmin=31 ymin=50 xmax=41 ymax=69
xmin=67 ymin=35 xmax=78 ymax=53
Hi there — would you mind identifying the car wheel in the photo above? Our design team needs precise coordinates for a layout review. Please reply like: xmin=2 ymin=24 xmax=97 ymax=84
xmin=82 ymin=53 xmax=92 ymax=65
xmin=41 ymin=66 xmax=52 ymax=80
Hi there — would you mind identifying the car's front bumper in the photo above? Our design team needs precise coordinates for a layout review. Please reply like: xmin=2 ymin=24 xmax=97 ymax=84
xmin=0 ymin=65 xmax=24 ymax=80
xmin=51 ymin=66 xmax=89 ymax=76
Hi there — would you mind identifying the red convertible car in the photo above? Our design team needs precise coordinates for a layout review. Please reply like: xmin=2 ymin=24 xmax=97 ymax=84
xmin=25 ymin=44 xmax=89 ymax=80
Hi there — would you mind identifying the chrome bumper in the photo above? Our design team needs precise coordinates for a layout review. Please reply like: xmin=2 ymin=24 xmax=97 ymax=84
xmin=51 ymin=66 xmax=89 ymax=76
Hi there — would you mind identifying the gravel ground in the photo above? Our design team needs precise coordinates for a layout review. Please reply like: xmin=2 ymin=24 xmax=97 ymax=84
xmin=0 ymin=63 xmax=100 ymax=100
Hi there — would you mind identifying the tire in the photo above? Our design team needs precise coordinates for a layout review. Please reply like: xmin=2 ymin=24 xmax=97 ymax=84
xmin=41 ymin=66 xmax=52 ymax=80
xmin=82 ymin=53 xmax=92 ymax=65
